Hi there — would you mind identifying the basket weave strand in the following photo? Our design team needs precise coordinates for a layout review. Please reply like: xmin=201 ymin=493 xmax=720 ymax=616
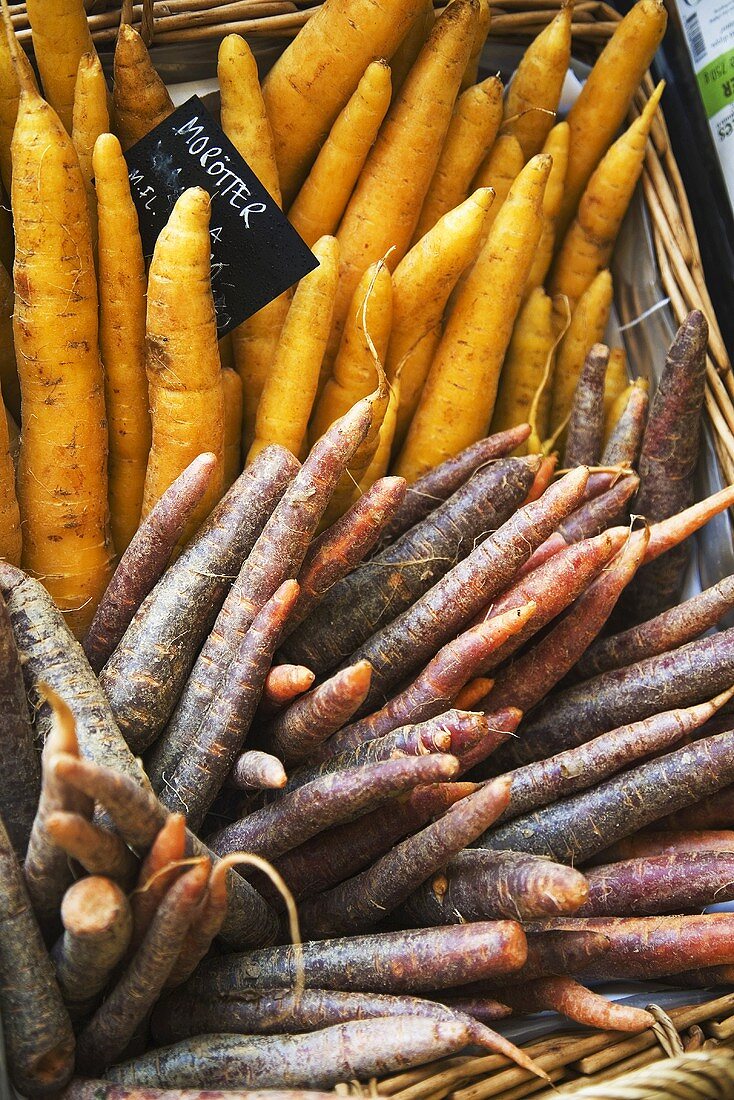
xmin=552 ymin=1050 xmax=734 ymax=1099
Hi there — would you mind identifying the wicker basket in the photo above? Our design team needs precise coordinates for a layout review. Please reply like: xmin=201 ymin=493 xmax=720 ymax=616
xmin=5 ymin=3 xmax=734 ymax=1096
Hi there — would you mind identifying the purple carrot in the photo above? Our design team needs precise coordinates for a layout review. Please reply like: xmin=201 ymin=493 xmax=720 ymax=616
xmin=478 ymin=727 xmax=734 ymax=864
xmin=578 ymin=852 xmax=734 ymax=916
xmin=83 ymin=453 xmax=218 ymax=672
xmin=100 ymin=447 xmax=298 ymax=753
xmin=601 ymin=379 xmax=649 ymax=467
xmin=347 ymin=466 xmax=590 ymax=714
xmin=622 ymin=310 xmax=708 ymax=620
xmin=563 ymin=343 xmax=609 ymax=467
xmin=576 ymin=575 xmax=734 ymax=680
xmin=556 ymin=474 xmax=639 ymax=543
xmin=495 ymin=691 xmax=734 ymax=825
xmin=492 ymin=626 xmax=734 ymax=770
xmin=297 ymin=776 xmax=512 ymax=937
xmin=172 ymin=921 xmax=529 ymax=997
xmin=480 ymin=526 xmax=649 ymax=722
xmin=287 ymin=476 xmax=407 ymax=631
xmin=266 ymin=662 xmax=372 ymax=766
xmin=147 ymin=395 xmax=374 ymax=780
xmin=453 ymin=706 xmax=523 ymax=775
xmin=282 ymin=456 xmax=540 ymax=675
xmin=588 ymin=829 xmax=734 ymax=864
xmin=400 ymin=848 xmax=589 ymax=924
xmin=375 ymin=427 xmax=532 ymax=549
xmin=153 ymin=581 xmax=299 ymax=831
xmin=271 ymin=783 xmax=477 ymax=903
xmin=62 ymin=1085 xmax=339 ymax=1100
xmin=656 ymin=784 xmax=734 ymax=830
xmin=231 ymin=751 xmax=287 ymax=791
xmin=206 ymin=753 xmax=459 ymax=859
xmin=105 ymin=1018 xmax=473 ymax=1090
xmin=318 ymin=605 xmax=535 ymax=760
xmin=439 ymin=929 xmax=610 ymax=992
xmin=0 ymin=592 xmax=40 ymax=859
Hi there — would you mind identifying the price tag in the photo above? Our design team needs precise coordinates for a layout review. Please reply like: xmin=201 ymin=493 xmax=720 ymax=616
xmin=124 ymin=95 xmax=318 ymax=336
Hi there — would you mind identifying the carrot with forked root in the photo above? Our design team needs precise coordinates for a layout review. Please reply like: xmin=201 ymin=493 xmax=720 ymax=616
xmin=267 ymin=661 xmax=373 ymax=766
xmin=45 ymin=812 xmax=138 ymax=887
xmin=129 ymin=813 xmax=187 ymax=955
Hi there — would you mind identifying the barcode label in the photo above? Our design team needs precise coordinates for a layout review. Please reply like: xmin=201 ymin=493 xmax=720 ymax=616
xmin=686 ymin=11 xmax=707 ymax=64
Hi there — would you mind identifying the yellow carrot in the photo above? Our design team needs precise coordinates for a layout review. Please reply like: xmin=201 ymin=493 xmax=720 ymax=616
xmin=0 ymin=32 xmax=36 ymax=196
xmin=25 ymin=0 xmax=94 ymax=133
xmin=490 ymin=285 xmax=555 ymax=449
xmin=288 ymin=60 xmax=392 ymax=248
xmin=524 ymin=120 xmax=569 ymax=294
xmin=248 ymin=236 xmax=339 ymax=464
xmin=461 ymin=0 xmax=491 ymax=90
xmin=504 ymin=0 xmax=572 ymax=159
xmin=94 ymin=132 xmax=151 ymax=556
xmin=549 ymin=268 xmax=614 ymax=435
xmin=360 ymin=374 xmax=400 ymax=490
xmin=0 ymin=377 xmax=20 ymax=564
xmin=222 ymin=367 xmax=243 ymax=490
xmin=310 ymin=259 xmax=393 ymax=444
xmin=471 ymin=132 xmax=525 ymax=249
xmin=113 ymin=24 xmax=173 ymax=151
xmin=219 ymin=32 xmax=289 ymax=449
xmin=603 ymin=345 xmax=628 ymax=425
xmin=387 ymin=187 xmax=493 ymax=449
xmin=0 ymin=260 xmax=18 ymax=422
xmin=4 ymin=401 xmax=17 ymax=464
xmin=218 ymin=334 xmax=235 ymax=373
xmin=395 ymin=153 xmax=551 ymax=481
xmin=550 ymin=82 xmax=664 ymax=309
xmin=557 ymin=0 xmax=667 ymax=236
xmin=261 ymin=0 xmax=424 ymax=204
xmin=390 ymin=0 xmax=434 ymax=96
xmin=330 ymin=0 xmax=479 ymax=366
xmin=142 ymin=187 xmax=225 ymax=541
xmin=72 ymin=52 xmax=109 ymax=255
xmin=11 ymin=52 xmax=112 ymax=635
xmin=413 ymin=74 xmax=503 ymax=240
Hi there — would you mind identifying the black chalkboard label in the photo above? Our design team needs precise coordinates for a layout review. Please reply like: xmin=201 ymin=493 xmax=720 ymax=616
xmin=124 ymin=95 xmax=318 ymax=337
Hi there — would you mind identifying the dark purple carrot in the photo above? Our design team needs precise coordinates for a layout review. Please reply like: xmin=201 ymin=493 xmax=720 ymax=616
xmin=590 ymin=829 xmax=734 ymax=864
xmin=75 ymin=860 xmax=210 ymax=1076
xmin=62 ymin=1086 xmax=339 ymax=1100
xmin=231 ymin=751 xmax=287 ymax=792
xmin=271 ymin=782 xmax=476 ymax=903
xmin=492 ymin=627 xmax=734 ymax=770
xmin=469 ymin=528 xmax=626 ymax=678
xmin=532 ymin=914 xmax=734 ymax=981
xmin=494 ymin=978 xmax=654 ymax=1032
xmin=24 ymin=690 xmax=93 ymax=940
xmin=45 ymin=812 xmax=139 ymax=888
xmin=556 ymin=474 xmax=639 ymax=543
xmin=578 ymin=852 xmax=734 ymax=916
xmin=349 ymin=466 xmax=590 ymax=714
xmin=656 ymin=784 xmax=734 ymax=830
xmin=577 ymin=576 xmax=734 ymax=681
xmin=0 ymin=812 xmax=75 ymax=1096
xmin=99 ymin=447 xmax=298 ymax=754
xmin=284 ymin=710 xmax=480 ymax=792
xmin=375 ymin=427 xmax=532 ymax=550
xmin=601 ymin=378 xmax=648 ymax=466
xmin=621 ymin=310 xmax=708 ymax=621
xmin=52 ymin=876 xmax=132 ymax=1020
xmin=129 ymin=814 xmax=187 ymax=955
xmin=208 ymin=753 xmax=458 ymax=860
xmin=495 ymin=691 xmax=734 ymax=825
xmin=478 ymin=727 xmax=734 ymax=865
xmin=454 ymin=706 xmax=523 ymax=774
xmin=400 ymin=849 xmax=589 ymax=925
xmin=105 ymin=1018 xmax=472 ymax=1091
xmin=563 ymin=343 xmax=609 ymax=467
xmin=287 ymin=476 xmax=407 ymax=631
xmin=282 ymin=456 xmax=540 ymax=676
xmin=319 ymin=606 xmax=536 ymax=760
xmin=49 ymin=754 xmax=278 ymax=950
xmin=173 ymin=921 xmax=528 ymax=998
xmin=0 ymin=592 xmax=40 ymax=859
xmin=267 ymin=661 xmax=373 ymax=766
xmin=297 ymin=776 xmax=512 ymax=937
xmin=154 ymin=581 xmax=299 ymax=831
xmin=667 ymin=965 xmax=734 ymax=988
xmin=258 ymin=667 xmax=315 ymax=718
xmin=82 ymin=453 xmax=219 ymax=673
xmin=480 ymin=526 xmax=649 ymax=722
